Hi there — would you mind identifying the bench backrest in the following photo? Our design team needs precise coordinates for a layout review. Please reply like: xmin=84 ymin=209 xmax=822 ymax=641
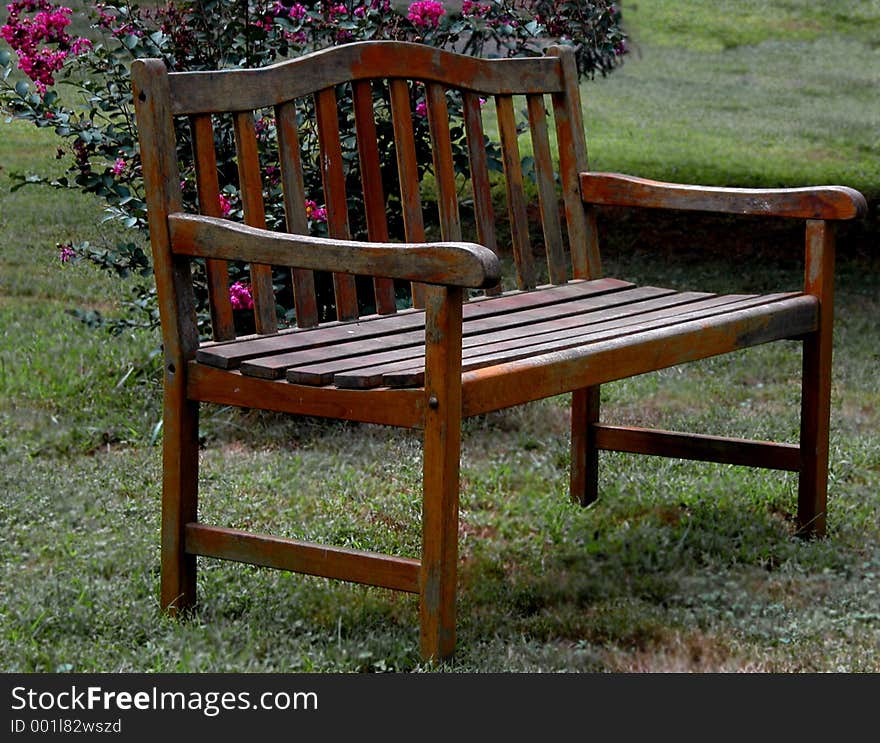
xmin=133 ymin=41 xmax=600 ymax=348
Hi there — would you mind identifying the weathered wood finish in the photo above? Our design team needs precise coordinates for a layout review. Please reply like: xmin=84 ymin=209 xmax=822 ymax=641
xmin=233 ymin=111 xmax=277 ymax=335
xmin=134 ymin=43 xmax=865 ymax=662
xmin=462 ymin=91 xmax=500 ymax=296
xmin=132 ymin=59 xmax=199 ymax=615
xmin=190 ymin=114 xmax=235 ymax=341
xmin=275 ymin=100 xmax=320 ymax=328
xmin=315 ymin=88 xmax=360 ymax=321
xmin=352 ymin=79 xmax=397 ymax=315
xmin=798 ymin=220 xmax=835 ymax=536
xmin=167 ymin=41 xmax=564 ymax=115
xmin=548 ymin=45 xmax=599 ymax=280
xmin=169 ymin=213 xmax=500 ymax=288
xmin=594 ymin=425 xmax=802 ymax=471
xmin=390 ymin=79 xmax=427 ymax=306
xmin=186 ymin=523 xmax=420 ymax=593
xmin=580 ymin=172 xmax=868 ymax=220
xmin=426 ymin=83 xmax=463 ymax=244
xmin=420 ymin=284 xmax=463 ymax=660
xmin=496 ymin=94 xmax=536 ymax=290
xmin=527 ymin=94 xmax=567 ymax=285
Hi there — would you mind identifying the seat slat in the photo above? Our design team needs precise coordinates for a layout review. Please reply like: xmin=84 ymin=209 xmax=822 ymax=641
xmin=233 ymin=111 xmax=277 ymax=334
xmin=336 ymin=292 xmax=805 ymax=389
xmin=196 ymin=277 xmax=632 ymax=368
xmin=268 ymin=286 xmax=686 ymax=383
xmin=275 ymin=100 xmax=320 ymax=328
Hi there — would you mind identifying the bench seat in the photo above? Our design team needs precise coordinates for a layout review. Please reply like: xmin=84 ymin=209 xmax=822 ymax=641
xmin=193 ymin=277 xmax=817 ymax=396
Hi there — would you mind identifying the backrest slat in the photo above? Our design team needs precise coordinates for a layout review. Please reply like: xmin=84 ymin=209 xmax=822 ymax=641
xmin=353 ymin=79 xmax=397 ymax=315
xmin=232 ymin=110 xmax=277 ymax=334
xmin=495 ymin=94 xmax=536 ymax=290
xmin=315 ymin=87 xmax=360 ymax=321
xmin=527 ymin=95 xmax=567 ymax=285
xmin=462 ymin=92 xmax=500 ymax=296
xmin=548 ymin=46 xmax=600 ymax=280
xmin=190 ymin=114 xmax=235 ymax=340
xmin=275 ymin=100 xmax=320 ymax=328
xmin=389 ymin=78 xmax=427 ymax=308
xmin=426 ymin=83 xmax=462 ymax=243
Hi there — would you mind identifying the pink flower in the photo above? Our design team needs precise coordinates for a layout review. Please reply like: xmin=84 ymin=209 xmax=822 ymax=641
xmin=462 ymin=1 xmax=489 ymax=17
xmin=58 ymin=243 xmax=75 ymax=263
xmin=407 ymin=0 xmax=445 ymax=29
xmin=415 ymin=100 xmax=428 ymax=117
xmin=110 ymin=157 xmax=126 ymax=175
xmin=229 ymin=281 xmax=254 ymax=311
xmin=304 ymin=199 xmax=327 ymax=223
xmin=218 ymin=193 xmax=233 ymax=216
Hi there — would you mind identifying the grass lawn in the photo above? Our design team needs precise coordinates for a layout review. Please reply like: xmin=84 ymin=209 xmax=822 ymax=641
xmin=1 ymin=1 xmax=878 ymax=672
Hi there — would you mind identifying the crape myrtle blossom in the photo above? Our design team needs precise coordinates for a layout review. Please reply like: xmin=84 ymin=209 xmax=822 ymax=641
xmin=1 ymin=0 xmax=92 ymax=89
xmin=0 ymin=0 xmax=625 ymax=334
xmin=407 ymin=1 xmax=445 ymax=29
xmin=228 ymin=281 xmax=254 ymax=311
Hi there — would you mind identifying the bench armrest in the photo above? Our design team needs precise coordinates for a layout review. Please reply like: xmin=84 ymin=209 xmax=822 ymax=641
xmin=579 ymin=172 xmax=867 ymax=220
xmin=168 ymin=213 xmax=501 ymax=289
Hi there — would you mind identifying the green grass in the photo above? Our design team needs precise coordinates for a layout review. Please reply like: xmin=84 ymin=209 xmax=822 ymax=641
xmin=582 ymin=2 xmax=880 ymax=194
xmin=1 ymin=2 xmax=879 ymax=672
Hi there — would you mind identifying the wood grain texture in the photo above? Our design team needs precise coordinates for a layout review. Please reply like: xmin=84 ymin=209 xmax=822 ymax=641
xmin=233 ymin=111 xmax=277 ymax=334
xmin=275 ymin=100 xmax=320 ymax=328
xmin=352 ymin=79 xmax=397 ymax=315
xmin=190 ymin=114 xmax=235 ymax=341
xmin=798 ymin=219 xmax=835 ymax=537
xmin=420 ymin=284 xmax=463 ymax=660
xmin=548 ymin=45 xmax=599 ymax=279
xmin=527 ymin=94 xmax=567 ymax=284
xmin=570 ymin=386 xmax=600 ymax=506
xmin=186 ymin=523 xmax=420 ymax=593
xmin=426 ymin=83 xmax=462 ymax=243
xmin=461 ymin=294 xmax=819 ymax=417
xmin=187 ymin=361 xmax=426 ymax=428
xmin=594 ymin=425 xmax=801 ymax=471
xmin=169 ymin=213 xmax=500 ymax=288
xmin=496 ymin=94 xmax=535 ymax=290
xmin=580 ymin=172 xmax=869 ymax=220
xmin=390 ymin=79 xmax=427 ymax=307
xmin=132 ymin=58 xmax=199 ymax=615
xmin=167 ymin=41 xmax=564 ymax=115
xmin=315 ymin=88 xmax=360 ymax=321
xmin=195 ymin=279 xmax=631 ymax=370
xmin=462 ymin=91 xmax=500 ymax=295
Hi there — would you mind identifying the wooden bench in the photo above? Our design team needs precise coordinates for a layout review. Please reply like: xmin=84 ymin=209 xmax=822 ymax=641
xmin=132 ymin=41 xmax=867 ymax=661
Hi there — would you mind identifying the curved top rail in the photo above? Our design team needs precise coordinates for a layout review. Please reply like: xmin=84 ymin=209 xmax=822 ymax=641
xmin=166 ymin=41 xmax=564 ymax=115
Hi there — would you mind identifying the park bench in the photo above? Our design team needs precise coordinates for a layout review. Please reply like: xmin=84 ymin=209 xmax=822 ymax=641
xmin=132 ymin=40 xmax=867 ymax=661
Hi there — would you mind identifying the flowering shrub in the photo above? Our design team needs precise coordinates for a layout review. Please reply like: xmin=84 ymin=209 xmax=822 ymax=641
xmin=1 ymin=0 xmax=625 ymax=330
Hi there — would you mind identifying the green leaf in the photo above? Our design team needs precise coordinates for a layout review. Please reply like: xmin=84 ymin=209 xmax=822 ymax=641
xmin=15 ymin=80 xmax=29 ymax=97
xmin=0 ymin=50 xmax=11 ymax=66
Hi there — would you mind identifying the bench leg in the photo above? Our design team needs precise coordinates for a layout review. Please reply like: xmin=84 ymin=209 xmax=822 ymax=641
xmin=797 ymin=330 xmax=831 ymax=538
xmin=570 ymin=386 xmax=601 ymax=506
xmin=798 ymin=220 xmax=834 ymax=538
xmin=420 ymin=286 xmax=463 ymax=662
xmin=160 ymin=390 xmax=199 ymax=614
